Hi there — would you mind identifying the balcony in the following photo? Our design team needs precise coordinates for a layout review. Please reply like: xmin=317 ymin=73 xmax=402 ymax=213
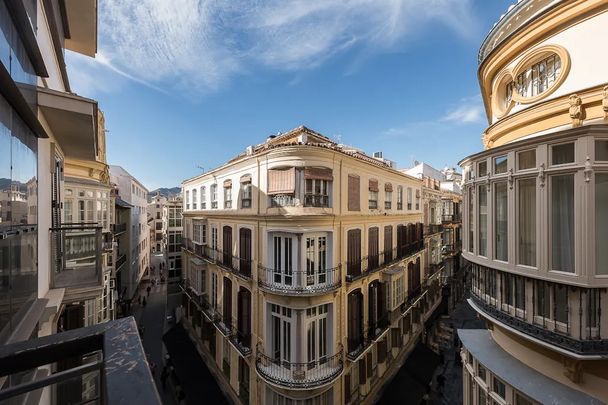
xmin=111 ymin=223 xmax=127 ymax=235
xmin=425 ymin=262 xmax=444 ymax=279
xmin=256 ymin=345 xmax=343 ymax=389
xmin=424 ymin=224 xmax=442 ymax=236
xmin=187 ymin=245 xmax=252 ymax=281
xmin=0 ymin=317 xmax=160 ymax=404
xmin=442 ymin=214 xmax=461 ymax=223
xmin=258 ymin=265 xmax=341 ymax=295
xmin=346 ymin=242 xmax=424 ymax=283
xmin=304 ymin=194 xmax=329 ymax=208
xmin=469 ymin=293 xmax=608 ymax=356
xmin=51 ymin=224 xmax=102 ymax=289
xmin=116 ymin=253 xmax=127 ymax=270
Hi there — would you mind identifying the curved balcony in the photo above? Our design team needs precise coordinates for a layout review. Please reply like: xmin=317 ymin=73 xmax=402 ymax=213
xmin=258 ymin=265 xmax=341 ymax=295
xmin=255 ymin=345 xmax=343 ymax=389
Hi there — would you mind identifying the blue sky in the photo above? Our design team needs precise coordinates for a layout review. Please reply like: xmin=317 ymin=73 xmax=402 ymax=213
xmin=66 ymin=0 xmax=513 ymax=190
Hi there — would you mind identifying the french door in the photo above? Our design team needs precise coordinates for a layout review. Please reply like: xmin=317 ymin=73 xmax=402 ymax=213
xmin=305 ymin=236 xmax=327 ymax=286
xmin=273 ymin=235 xmax=294 ymax=285
xmin=306 ymin=304 xmax=328 ymax=368
xmin=270 ymin=305 xmax=292 ymax=366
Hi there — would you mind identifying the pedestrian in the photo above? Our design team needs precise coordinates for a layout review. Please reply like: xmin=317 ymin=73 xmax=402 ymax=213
xmin=161 ymin=366 xmax=169 ymax=391
xmin=142 ymin=296 xmax=147 ymax=307
xmin=147 ymin=285 xmax=151 ymax=297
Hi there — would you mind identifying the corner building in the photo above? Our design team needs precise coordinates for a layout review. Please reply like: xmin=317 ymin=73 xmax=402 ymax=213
xmin=181 ymin=127 xmax=443 ymax=404
xmin=459 ymin=1 xmax=608 ymax=403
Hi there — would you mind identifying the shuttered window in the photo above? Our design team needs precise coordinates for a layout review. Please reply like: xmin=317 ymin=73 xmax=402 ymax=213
xmin=223 ymin=277 xmax=232 ymax=324
xmin=368 ymin=227 xmax=379 ymax=270
xmin=348 ymin=290 xmax=363 ymax=354
xmin=268 ymin=168 xmax=295 ymax=195
xmin=237 ymin=288 xmax=251 ymax=348
xmin=239 ymin=228 xmax=252 ymax=277
xmin=347 ymin=229 xmax=361 ymax=277
xmin=384 ymin=226 xmax=393 ymax=263
xmin=348 ymin=175 xmax=360 ymax=211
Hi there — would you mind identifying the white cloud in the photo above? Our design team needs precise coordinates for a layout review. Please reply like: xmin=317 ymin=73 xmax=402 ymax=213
xmin=67 ymin=0 xmax=479 ymax=96
xmin=442 ymin=97 xmax=485 ymax=124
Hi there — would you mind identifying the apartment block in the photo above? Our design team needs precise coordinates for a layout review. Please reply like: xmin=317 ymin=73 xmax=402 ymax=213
xmin=459 ymin=0 xmax=608 ymax=403
xmin=163 ymin=197 xmax=183 ymax=281
xmin=148 ymin=193 xmax=167 ymax=254
xmin=179 ymin=126 xmax=445 ymax=404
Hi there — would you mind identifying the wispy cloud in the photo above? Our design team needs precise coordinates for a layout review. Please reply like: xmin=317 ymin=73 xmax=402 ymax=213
xmin=441 ymin=96 xmax=485 ymax=124
xmin=67 ymin=0 xmax=479 ymax=96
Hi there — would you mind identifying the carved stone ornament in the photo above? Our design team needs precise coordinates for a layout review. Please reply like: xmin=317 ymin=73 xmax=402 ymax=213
xmin=562 ymin=357 xmax=583 ymax=383
xmin=508 ymin=169 xmax=514 ymax=189
xmin=603 ymin=86 xmax=608 ymax=119
xmin=486 ymin=173 xmax=491 ymax=191
xmin=584 ymin=156 xmax=592 ymax=183
xmin=538 ymin=163 xmax=546 ymax=188
xmin=569 ymin=94 xmax=583 ymax=127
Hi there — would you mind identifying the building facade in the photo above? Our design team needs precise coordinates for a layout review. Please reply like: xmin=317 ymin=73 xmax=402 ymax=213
xmin=163 ymin=197 xmax=183 ymax=281
xmin=149 ymin=193 xmax=167 ymax=254
xmin=109 ymin=166 xmax=151 ymax=301
xmin=179 ymin=127 xmax=444 ymax=404
xmin=459 ymin=1 xmax=608 ymax=403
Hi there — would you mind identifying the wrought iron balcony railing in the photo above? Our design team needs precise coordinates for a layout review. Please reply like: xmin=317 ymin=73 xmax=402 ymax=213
xmin=424 ymin=224 xmax=442 ymax=235
xmin=116 ymin=254 xmax=127 ymax=270
xmin=186 ymin=245 xmax=252 ymax=280
xmin=258 ymin=265 xmax=341 ymax=295
xmin=256 ymin=344 xmax=343 ymax=389
xmin=0 ymin=317 xmax=160 ymax=404
xmin=51 ymin=224 xmax=102 ymax=289
xmin=111 ymin=223 xmax=127 ymax=235
xmin=346 ymin=242 xmax=424 ymax=282
xmin=304 ymin=194 xmax=329 ymax=208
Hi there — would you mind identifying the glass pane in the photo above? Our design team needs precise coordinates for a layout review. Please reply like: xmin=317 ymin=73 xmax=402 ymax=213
xmin=596 ymin=140 xmax=608 ymax=161
xmin=518 ymin=150 xmax=536 ymax=170
xmin=478 ymin=185 xmax=487 ymax=256
xmin=551 ymin=175 xmax=574 ymax=272
xmin=494 ymin=155 xmax=507 ymax=174
xmin=495 ymin=182 xmax=508 ymax=261
xmin=518 ymin=179 xmax=536 ymax=266
xmin=552 ymin=143 xmax=574 ymax=165
xmin=596 ymin=174 xmax=608 ymax=275
xmin=478 ymin=161 xmax=487 ymax=177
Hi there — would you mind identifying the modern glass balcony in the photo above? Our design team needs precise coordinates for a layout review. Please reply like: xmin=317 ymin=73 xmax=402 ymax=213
xmin=258 ymin=265 xmax=341 ymax=295
xmin=0 ymin=317 xmax=160 ymax=404
xmin=255 ymin=345 xmax=343 ymax=389
xmin=51 ymin=224 xmax=102 ymax=289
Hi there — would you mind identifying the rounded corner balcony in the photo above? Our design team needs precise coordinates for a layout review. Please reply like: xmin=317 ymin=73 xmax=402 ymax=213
xmin=258 ymin=265 xmax=341 ymax=295
xmin=255 ymin=344 xmax=344 ymax=390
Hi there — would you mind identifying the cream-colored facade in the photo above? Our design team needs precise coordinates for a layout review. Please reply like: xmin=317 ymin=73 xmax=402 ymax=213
xmin=460 ymin=1 xmax=608 ymax=403
xmin=180 ymin=127 xmax=444 ymax=404
xmin=149 ymin=193 xmax=167 ymax=253
xmin=163 ymin=197 xmax=183 ymax=280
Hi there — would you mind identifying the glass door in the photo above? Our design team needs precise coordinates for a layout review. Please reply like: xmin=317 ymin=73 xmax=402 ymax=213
xmin=273 ymin=235 xmax=293 ymax=286
xmin=306 ymin=236 xmax=327 ymax=286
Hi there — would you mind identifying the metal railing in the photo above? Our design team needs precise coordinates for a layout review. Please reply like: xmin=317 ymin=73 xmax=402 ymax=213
xmin=186 ymin=245 xmax=252 ymax=280
xmin=346 ymin=242 xmax=424 ymax=282
xmin=0 ymin=317 xmax=160 ymax=404
xmin=111 ymin=223 xmax=127 ymax=234
xmin=258 ymin=265 xmax=341 ymax=294
xmin=256 ymin=344 xmax=343 ymax=389
xmin=51 ymin=224 xmax=102 ymax=289
xmin=424 ymin=224 xmax=442 ymax=235
xmin=304 ymin=194 xmax=329 ymax=207
xmin=442 ymin=214 xmax=461 ymax=223
xmin=116 ymin=254 xmax=127 ymax=270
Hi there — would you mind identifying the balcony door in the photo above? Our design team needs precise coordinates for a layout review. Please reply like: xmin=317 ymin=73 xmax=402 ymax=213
xmin=222 ymin=226 xmax=232 ymax=267
xmin=305 ymin=235 xmax=327 ymax=286
xmin=270 ymin=304 xmax=293 ymax=365
xmin=272 ymin=235 xmax=294 ymax=286
xmin=306 ymin=304 xmax=329 ymax=368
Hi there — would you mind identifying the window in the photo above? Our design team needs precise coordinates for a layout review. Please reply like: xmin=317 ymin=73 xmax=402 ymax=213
xmin=270 ymin=304 xmax=293 ymax=364
xmin=494 ymin=155 xmax=507 ymax=174
xmin=385 ymin=190 xmax=392 ymax=209
xmin=369 ymin=179 xmax=378 ymax=209
xmin=415 ymin=190 xmax=420 ymax=210
xmin=518 ymin=149 xmax=536 ymax=170
xmin=186 ymin=190 xmax=190 ymax=210
xmin=478 ymin=185 xmax=487 ymax=257
xmin=535 ymin=279 xmax=551 ymax=318
xmin=192 ymin=189 xmax=197 ymax=210
xmin=348 ymin=174 xmax=361 ymax=211
xmin=273 ymin=235 xmax=294 ymax=286
xmin=306 ymin=235 xmax=328 ymax=286
xmin=596 ymin=174 xmax=608 ymax=274
xmin=201 ymin=186 xmax=206 ymax=209
xmin=477 ymin=363 xmax=486 ymax=382
xmin=210 ymin=184 xmax=218 ymax=209
xmin=518 ymin=178 xmax=536 ymax=266
xmin=515 ymin=276 xmax=525 ymax=310
xmin=397 ymin=186 xmax=403 ymax=210
xmin=515 ymin=393 xmax=535 ymax=405
xmin=193 ymin=223 xmax=207 ymax=244
xmin=305 ymin=179 xmax=329 ymax=207
xmin=224 ymin=184 xmax=232 ymax=209
xmin=478 ymin=161 xmax=487 ymax=177
xmin=392 ymin=276 xmax=403 ymax=308
xmin=493 ymin=377 xmax=506 ymax=399
xmin=468 ymin=188 xmax=474 ymax=253
xmin=211 ymin=272 xmax=218 ymax=310
xmin=368 ymin=227 xmax=379 ymax=271
xmin=555 ymin=284 xmax=568 ymax=323
xmin=495 ymin=182 xmax=508 ymax=261
xmin=347 ymin=229 xmax=362 ymax=277
xmin=241 ymin=178 xmax=252 ymax=208
xmin=306 ymin=304 xmax=329 ymax=366
xmin=596 ymin=140 xmax=608 ymax=161
xmin=384 ymin=226 xmax=393 ymax=263
xmin=515 ymin=53 xmax=561 ymax=98
xmin=551 ymin=142 xmax=574 ymax=165
xmin=268 ymin=168 xmax=296 ymax=208
xmin=407 ymin=187 xmax=412 ymax=210
xmin=64 ymin=199 xmax=73 ymax=223
xmin=551 ymin=175 xmax=574 ymax=272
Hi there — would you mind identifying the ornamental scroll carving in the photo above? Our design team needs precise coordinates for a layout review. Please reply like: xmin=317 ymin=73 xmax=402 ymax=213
xmin=603 ymin=86 xmax=608 ymax=120
xmin=569 ymin=94 xmax=583 ymax=127
xmin=563 ymin=357 xmax=583 ymax=383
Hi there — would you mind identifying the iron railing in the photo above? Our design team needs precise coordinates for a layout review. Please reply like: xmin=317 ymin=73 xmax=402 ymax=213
xmin=424 ymin=224 xmax=442 ymax=235
xmin=256 ymin=345 xmax=343 ymax=389
xmin=186 ymin=245 xmax=252 ymax=280
xmin=442 ymin=214 xmax=461 ymax=223
xmin=346 ymin=242 xmax=424 ymax=282
xmin=111 ymin=223 xmax=127 ymax=234
xmin=116 ymin=254 xmax=127 ymax=270
xmin=51 ymin=224 xmax=102 ymax=289
xmin=304 ymin=194 xmax=329 ymax=207
xmin=258 ymin=265 xmax=341 ymax=294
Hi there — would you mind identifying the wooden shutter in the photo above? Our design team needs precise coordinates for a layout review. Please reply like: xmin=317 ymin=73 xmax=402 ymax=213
xmin=377 ymin=340 xmax=387 ymax=364
xmin=347 ymin=229 xmax=361 ymax=276
xmin=358 ymin=358 xmax=367 ymax=385
xmin=348 ymin=175 xmax=360 ymax=211
xmin=239 ymin=228 xmax=252 ymax=276
xmin=268 ymin=168 xmax=295 ymax=195
xmin=368 ymin=179 xmax=379 ymax=192
xmin=384 ymin=226 xmax=393 ymax=259
xmin=304 ymin=167 xmax=333 ymax=180
xmin=366 ymin=352 xmax=373 ymax=378
xmin=384 ymin=183 xmax=393 ymax=192
xmin=237 ymin=288 xmax=251 ymax=347
xmin=223 ymin=277 xmax=232 ymax=325
xmin=345 ymin=374 xmax=352 ymax=403
xmin=368 ymin=227 xmax=379 ymax=269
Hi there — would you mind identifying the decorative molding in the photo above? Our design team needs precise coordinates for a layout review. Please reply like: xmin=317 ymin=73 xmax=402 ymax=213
xmin=562 ymin=357 xmax=583 ymax=383
xmin=603 ymin=85 xmax=608 ymax=120
xmin=538 ymin=163 xmax=546 ymax=187
xmin=584 ymin=156 xmax=592 ymax=183
xmin=569 ymin=94 xmax=583 ymax=128
xmin=508 ymin=169 xmax=514 ymax=189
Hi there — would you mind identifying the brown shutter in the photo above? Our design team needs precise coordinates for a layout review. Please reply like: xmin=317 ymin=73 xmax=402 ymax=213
xmin=415 ymin=188 xmax=420 ymax=198
xmin=268 ymin=168 xmax=295 ymax=195
xmin=358 ymin=358 xmax=367 ymax=385
xmin=384 ymin=182 xmax=393 ymax=192
xmin=378 ymin=340 xmax=387 ymax=363
xmin=348 ymin=175 xmax=360 ymax=211
xmin=347 ymin=230 xmax=361 ymax=277
xmin=368 ymin=179 xmax=379 ymax=192
xmin=368 ymin=227 xmax=379 ymax=270
xmin=384 ymin=226 xmax=393 ymax=261
xmin=239 ymin=228 xmax=252 ymax=277
xmin=223 ymin=277 xmax=232 ymax=325
xmin=366 ymin=352 xmax=373 ymax=378
xmin=304 ymin=167 xmax=333 ymax=180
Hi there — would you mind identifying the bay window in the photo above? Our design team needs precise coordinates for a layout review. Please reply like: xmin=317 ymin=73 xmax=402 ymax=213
xmin=518 ymin=178 xmax=536 ymax=266
xmin=551 ymin=175 xmax=574 ymax=272
xmin=305 ymin=179 xmax=329 ymax=207
xmin=596 ymin=174 xmax=608 ymax=274
xmin=269 ymin=167 xmax=295 ymax=207
xmin=494 ymin=182 xmax=508 ymax=261
xmin=478 ymin=185 xmax=487 ymax=257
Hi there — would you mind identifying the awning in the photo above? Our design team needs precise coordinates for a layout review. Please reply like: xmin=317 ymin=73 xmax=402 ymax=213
xmin=223 ymin=179 xmax=232 ymax=188
xmin=304 ymin=167 xmax=333 ymax=181
xmin=369 ymin=179 xmax=379 ymax=192
xmin=38 ymin=87 xmax=98 ymax=160
xmin=385 ymin=182 xmax=393 ymax=192
xmin=268 ymin=168 xmax=295 ymax=195
xmin=162 ymin=324 xmax=229 ymax=405
xmin=240 ymin=174 xmax=252 ymax=183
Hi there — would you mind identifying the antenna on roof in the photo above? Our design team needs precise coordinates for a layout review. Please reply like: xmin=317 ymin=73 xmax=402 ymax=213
xmin=336 ymin=134 xmax=342 ymax=143
xmin=196 ymin=165 xmax=204 ymax=172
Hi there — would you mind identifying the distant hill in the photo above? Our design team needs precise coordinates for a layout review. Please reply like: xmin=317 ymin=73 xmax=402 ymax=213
xmin=149 ymin=187 xmax=181 ymax=201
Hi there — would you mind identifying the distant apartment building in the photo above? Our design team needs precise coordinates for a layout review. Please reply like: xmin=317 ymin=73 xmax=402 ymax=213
xmin=179 ymin=126 xmax=444 ymax=404
xmin=110 ymin=166 xmax=151 ymax=301
xmin=149 ymin=193 xmax=167 ymax=253
xmin=459 ymin=1 xmax=608 ymax=403
xmin=163 ymin=197 xmax=183 ymax=281
xmin=0 ymin=1 xmax=158 ymax=403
